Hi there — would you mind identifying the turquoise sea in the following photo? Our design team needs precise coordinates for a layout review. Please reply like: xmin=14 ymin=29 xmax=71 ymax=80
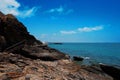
xmin=48 ymin=43 xmax=120 ymax=66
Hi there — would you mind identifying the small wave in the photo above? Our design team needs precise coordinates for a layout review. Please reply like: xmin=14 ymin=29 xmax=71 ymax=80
xmin=99 ymin=63 xmax=104 ymax=65
xmin=83 ymin=57 xmax=90 ymax=60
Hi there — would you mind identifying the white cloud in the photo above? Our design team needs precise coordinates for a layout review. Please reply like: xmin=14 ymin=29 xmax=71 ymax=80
xmin=46 ymin=5 xmax=73 ymax=15
xmin=0 ymin=0 xmax=37 ymax=18
xmin=60 ymin=31 xmax=76 ymax=35
xmin=56 ymin=6 xmax=64 ymax=13
xmin=60 ymin=25 xmax=104 ymax=35
xmin=78 ymin=26 xmax=103 ymax=32
xmin=19 ymin=7 xmax=37 ymax=18
xmin=47 ymin=6 xmax=64 ymax=13
xmin=48 ymin=9 xmax=55 ymax=13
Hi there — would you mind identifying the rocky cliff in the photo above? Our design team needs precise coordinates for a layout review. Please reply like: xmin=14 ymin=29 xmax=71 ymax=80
xmin=0 ymin=11 xmax=118 ymax=80
xmin=0 ymin=12 xmax=42 ymax=49
xmin=0 ymin=11 xmax=68 ymax=61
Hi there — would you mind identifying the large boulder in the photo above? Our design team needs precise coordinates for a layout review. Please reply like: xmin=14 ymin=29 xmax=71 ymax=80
xmin=73 ymin=56 xmax=84 ymax=61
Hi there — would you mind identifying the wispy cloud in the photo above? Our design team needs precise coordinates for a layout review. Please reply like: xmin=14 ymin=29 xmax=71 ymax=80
xmin=60 ymin=25 xmax=104 ymax=35
xmin=0 ymin=0 xmax=37 ymax=18
xmin=46 ymin=5 xmax=73 ymax=15
xmin=60 ymin=30 xmax=76 ymax=35
xmin=78 ymin=26 xmax=103 ymax=32
xmin=19 ymin=7 xmax=38 ymax=18
xmin=47 ymin=6 xmax=64 ymax=14
xmin=56 ymin=6 xmax=64 ymax=13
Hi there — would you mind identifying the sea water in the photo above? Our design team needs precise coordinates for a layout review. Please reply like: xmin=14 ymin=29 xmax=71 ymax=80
xmin=48 ymin=43 xmax=120 ymax=66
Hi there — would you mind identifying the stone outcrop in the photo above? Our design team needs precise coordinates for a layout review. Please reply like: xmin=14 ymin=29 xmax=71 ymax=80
xmin=0 ymin=12 xmax=42 ymax=49
xmin=100 ymin=64 xmax=120 ymax=80
xmin=0 ymin=11 xmax=68 ymax=60
xmin=0 ymin=52 xmax=113 ymax=80
xmin=73 ymin=56 xmax=84 ymax=61
xmin=0 ymin=11 xmax=119 ymax=80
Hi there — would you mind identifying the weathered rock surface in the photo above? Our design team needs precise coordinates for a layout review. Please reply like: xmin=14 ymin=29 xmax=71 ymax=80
xmin=0 ymin=12 xmax=42 ymax=48
xmin=0 ymin=11 xmax=68 ymax=60
xmin=0 ymin=52 xmax=113 ymax=80
xmin=100 ymin=64 xmax=120 ymax=80
xmin=0 ymin=11 xmax=117 ymax=80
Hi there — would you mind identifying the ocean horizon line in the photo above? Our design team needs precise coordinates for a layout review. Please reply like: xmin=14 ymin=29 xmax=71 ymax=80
xmin=47 ymin=42 xmax=120 ymax=43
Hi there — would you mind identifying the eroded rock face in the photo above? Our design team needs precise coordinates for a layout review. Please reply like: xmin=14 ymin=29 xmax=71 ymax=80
xmin=0 ymin=11 xmax=116 ymax=80
xmin=100 ymin=64 xmax=120 ymax=80
xmin=0 ymin=54 xmax=113 ymax=80
xmin=0 ymin=11 xmax=69 ymax=61
xmin=0 ymin=12 xmax=42 ymax=49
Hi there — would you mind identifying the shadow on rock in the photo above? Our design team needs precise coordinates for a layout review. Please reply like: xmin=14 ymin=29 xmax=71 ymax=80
xmin=100 ymin=64 xmax=120 ymax=80
xmin=14 ymin=50 xmax=58 ymax=61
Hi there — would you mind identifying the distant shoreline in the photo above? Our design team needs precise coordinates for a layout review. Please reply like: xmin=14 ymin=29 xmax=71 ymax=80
xmin=48 ymin=42 xmax=63 ymax=45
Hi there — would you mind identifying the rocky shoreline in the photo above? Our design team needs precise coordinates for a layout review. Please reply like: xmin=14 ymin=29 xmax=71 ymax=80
xmin=0 ymin=11 xmax=120 ymax=80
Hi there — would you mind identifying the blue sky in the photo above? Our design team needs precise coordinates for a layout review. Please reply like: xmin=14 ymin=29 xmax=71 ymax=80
xmin=0 ymin=0 xmax=120 ymax=42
